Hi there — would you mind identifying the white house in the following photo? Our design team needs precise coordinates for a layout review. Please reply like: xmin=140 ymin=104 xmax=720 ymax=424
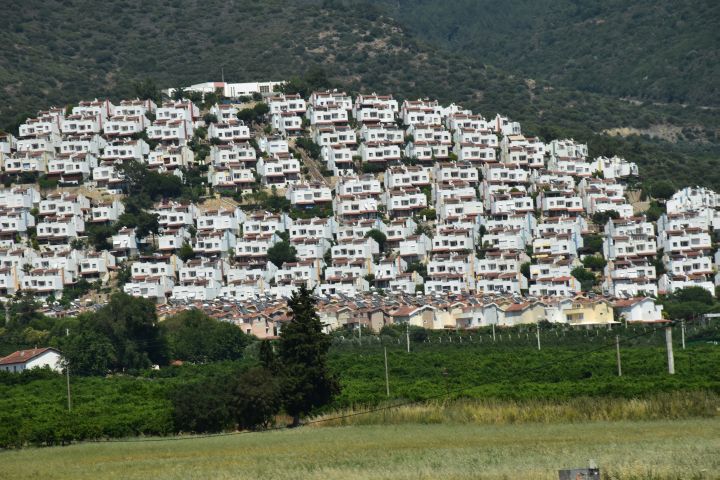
xmin=156 ymin=100 xmax=199 ymax=122
xmin=210 ymin=143 xmax=257 ymax=167
xmin=268 ymin=94 xmax=306 ymax=115
xmin=359 ymin=124 xmax=404 ymax=144
xmin=103 ymin=115 xmax=146 ymax=137
xmin=147 ymin=119 xmax=194 ymax=145
xmin=0 ymin=348 xmax=63 ymax=373
xmin=385 ymin=165 xmax=432 ymax=189
xmin=359 ymin=141 xmax=402 ymax=165
xmin=322 ymin=145 xmax=355 ymax=176
xmin=208 ymin=121 xmax=251 ymax=143
xmin=353 ymin=93 xmax=398 ymax=124
xmin=307 ymin=104 xmax=349 ymax=126
xmin=286 ymin=183 xmax=333 ymax=207
xmin=147 ymin=146 xmax=195 ymax=171
xmin=614 ymin=297 xmax=665 ymax=323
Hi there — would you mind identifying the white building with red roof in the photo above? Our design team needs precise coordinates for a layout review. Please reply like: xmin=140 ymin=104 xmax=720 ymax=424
xmin=0 ymin=347 xmax=63 ymax=373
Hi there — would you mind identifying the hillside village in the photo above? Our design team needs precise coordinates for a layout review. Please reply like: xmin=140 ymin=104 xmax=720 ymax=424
xmin=0 ymin=80 xmax=718 ymax=337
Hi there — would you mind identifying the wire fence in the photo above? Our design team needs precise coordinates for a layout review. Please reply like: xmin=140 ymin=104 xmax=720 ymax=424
xmin=329 ymin=318 xmax=720 ymax=351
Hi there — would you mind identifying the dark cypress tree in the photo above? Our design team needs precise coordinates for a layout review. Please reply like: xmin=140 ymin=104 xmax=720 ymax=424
xmin=258 ymin=339 xmax=277 ymax=371
xmin=277 ymin=286 xmax=339 ymax=426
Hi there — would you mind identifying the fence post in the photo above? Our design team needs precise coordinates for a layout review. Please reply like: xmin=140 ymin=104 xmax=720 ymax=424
xmin=615 ymin=335 xmax=622 ymax=377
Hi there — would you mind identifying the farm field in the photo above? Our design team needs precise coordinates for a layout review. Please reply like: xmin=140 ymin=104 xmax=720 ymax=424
xmin=2 ymin=419 xmax=719 ymax=480
xmin=1 ymin=330 xmax=719 ymax=448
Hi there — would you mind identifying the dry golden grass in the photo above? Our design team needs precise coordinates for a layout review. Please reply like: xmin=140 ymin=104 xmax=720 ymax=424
xmin=308 ymin=391 xmax=720 ymax=427
xmin=2 ymin=418 xmax=719 ymax=479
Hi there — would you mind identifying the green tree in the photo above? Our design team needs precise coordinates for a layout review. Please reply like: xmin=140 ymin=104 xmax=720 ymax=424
xmin=267 ymin=241 xmax=297 ymax=268
xmin=252 ymin=102 xmax=269 ymax=119
xmin=118 ymin=160 xmax=183 ymax=201
xmin=90 ymin=292 xmax=167 ymax=371
xmin=169 ymin=366 xmax=281 ymax=434
xmin=417 ymin=208 xmax=436 ymax=221
xmin=571 ymin=266 xmax=597 ymax=292
xmin=162 ymin=310 xmax=250 ymax=363
xmin=591 ymin=210 xmax=619 ymax=226
xmin=581 ymin=234 xmax=604 ymax=255
xmin=171 ymin=87 xmax=186 ymax=101
xmin=582 ymin=255 xmax=607 ymax=271
xmin=116 ymin=263 xmax=131 ymax=287
xmin=644 ymin=200 xmax=665 ymax=222
xmin=233 ymin=367 xmax=282 ymax=430
xmin=650 ymin=180 xmax=676 ymax=200
xmin=85 ymin=223 xmax=114 ymax=251
xmin=258 ymin=339 xmax=277 ymax=371
xmin=170 ymin=375 xmax=236 ymax=434
xmin=405 ymin=261 xmax=428 ymax=280
xmin=60 ymin=325 xmax=117 ymax=376
xmin=277 ymin=286 xmax=339 ymax=426
xmin=116 ymin=211 xmax=160 ymax=239
xmin=662 ymin=301 xmax=711 ymax=321
xmin=669 ymin=286 xmax=714 ymax=305
xmin=177 ymin=242 xmax=195 ymax=262
xmin=237 ymin=102 xmax=270 ymax=125
xmin=237 ymin=108 xmax=255 ymax=124
xmin=295 ymin=137 xmax=322 ymax=159
xmin=132 ymin=78 xmax=161 ymax=103
xmin=520 ymin=262 xmax=531 ymax=279
xmin=365 ymin=229 xmax=387 ymax=254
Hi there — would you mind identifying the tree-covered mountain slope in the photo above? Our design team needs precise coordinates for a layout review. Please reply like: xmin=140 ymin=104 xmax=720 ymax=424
xmin=374 ymin=0 xmax=720 ymax=106
xmin=2 ymin=0 xmax=719 ymax=187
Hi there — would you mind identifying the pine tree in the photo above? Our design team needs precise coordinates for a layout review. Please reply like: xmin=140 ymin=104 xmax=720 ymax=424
xmin=277 ymin=286 xmax=339 ymax=426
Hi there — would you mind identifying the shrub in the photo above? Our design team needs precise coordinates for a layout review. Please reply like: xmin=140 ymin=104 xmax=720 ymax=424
xmin=233 ymin=367 xmax=282 ymax=430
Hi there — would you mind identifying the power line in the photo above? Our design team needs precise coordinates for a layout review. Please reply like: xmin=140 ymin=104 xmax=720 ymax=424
xmin=82 ymin=322 xmax=671 ymax=445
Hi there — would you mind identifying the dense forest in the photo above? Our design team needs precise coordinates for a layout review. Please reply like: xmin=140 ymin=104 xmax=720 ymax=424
xmin=2 ymin=0 xmax=719 ymax=187
xmin=374 ymin=0 xmax=720 ymax=106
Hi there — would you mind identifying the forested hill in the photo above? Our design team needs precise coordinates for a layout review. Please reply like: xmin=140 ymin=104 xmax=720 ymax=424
xmin=2 ymin=0 xmax=720 ymax=187
xmin=374 ymin=0 xmax=720 ymax=106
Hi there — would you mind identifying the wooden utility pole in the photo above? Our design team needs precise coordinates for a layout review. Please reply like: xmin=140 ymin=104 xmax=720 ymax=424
xmin=665 ymin=326 xmax=675 ymax=375
xmin=384 ymin=347 xmax=390 ymax=397
xmin=536 ymin=324 xmax=541 ymax=351
xmin=492 ymin=323 xmax=496 ymax=342
xmin=615 ymin=335 xmax=622 ymax=377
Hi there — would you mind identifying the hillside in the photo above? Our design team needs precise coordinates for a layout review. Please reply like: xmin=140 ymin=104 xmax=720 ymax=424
xmin=375 ymin=0 xmax=720 ymax=106
xmin=3 ymin=0 xmax=720 ymax=187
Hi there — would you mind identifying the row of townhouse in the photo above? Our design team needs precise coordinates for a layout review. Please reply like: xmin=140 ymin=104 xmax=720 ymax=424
xmin=155 ymin=291 xmax=664 ymax=339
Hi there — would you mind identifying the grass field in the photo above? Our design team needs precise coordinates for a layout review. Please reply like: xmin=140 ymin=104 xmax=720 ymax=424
xmin=2 ymin=419 xmax=718 ymax=480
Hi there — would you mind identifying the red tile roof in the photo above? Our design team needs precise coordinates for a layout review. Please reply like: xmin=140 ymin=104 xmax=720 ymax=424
xmin=0 ymin=347 xmax=59 ymax=365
